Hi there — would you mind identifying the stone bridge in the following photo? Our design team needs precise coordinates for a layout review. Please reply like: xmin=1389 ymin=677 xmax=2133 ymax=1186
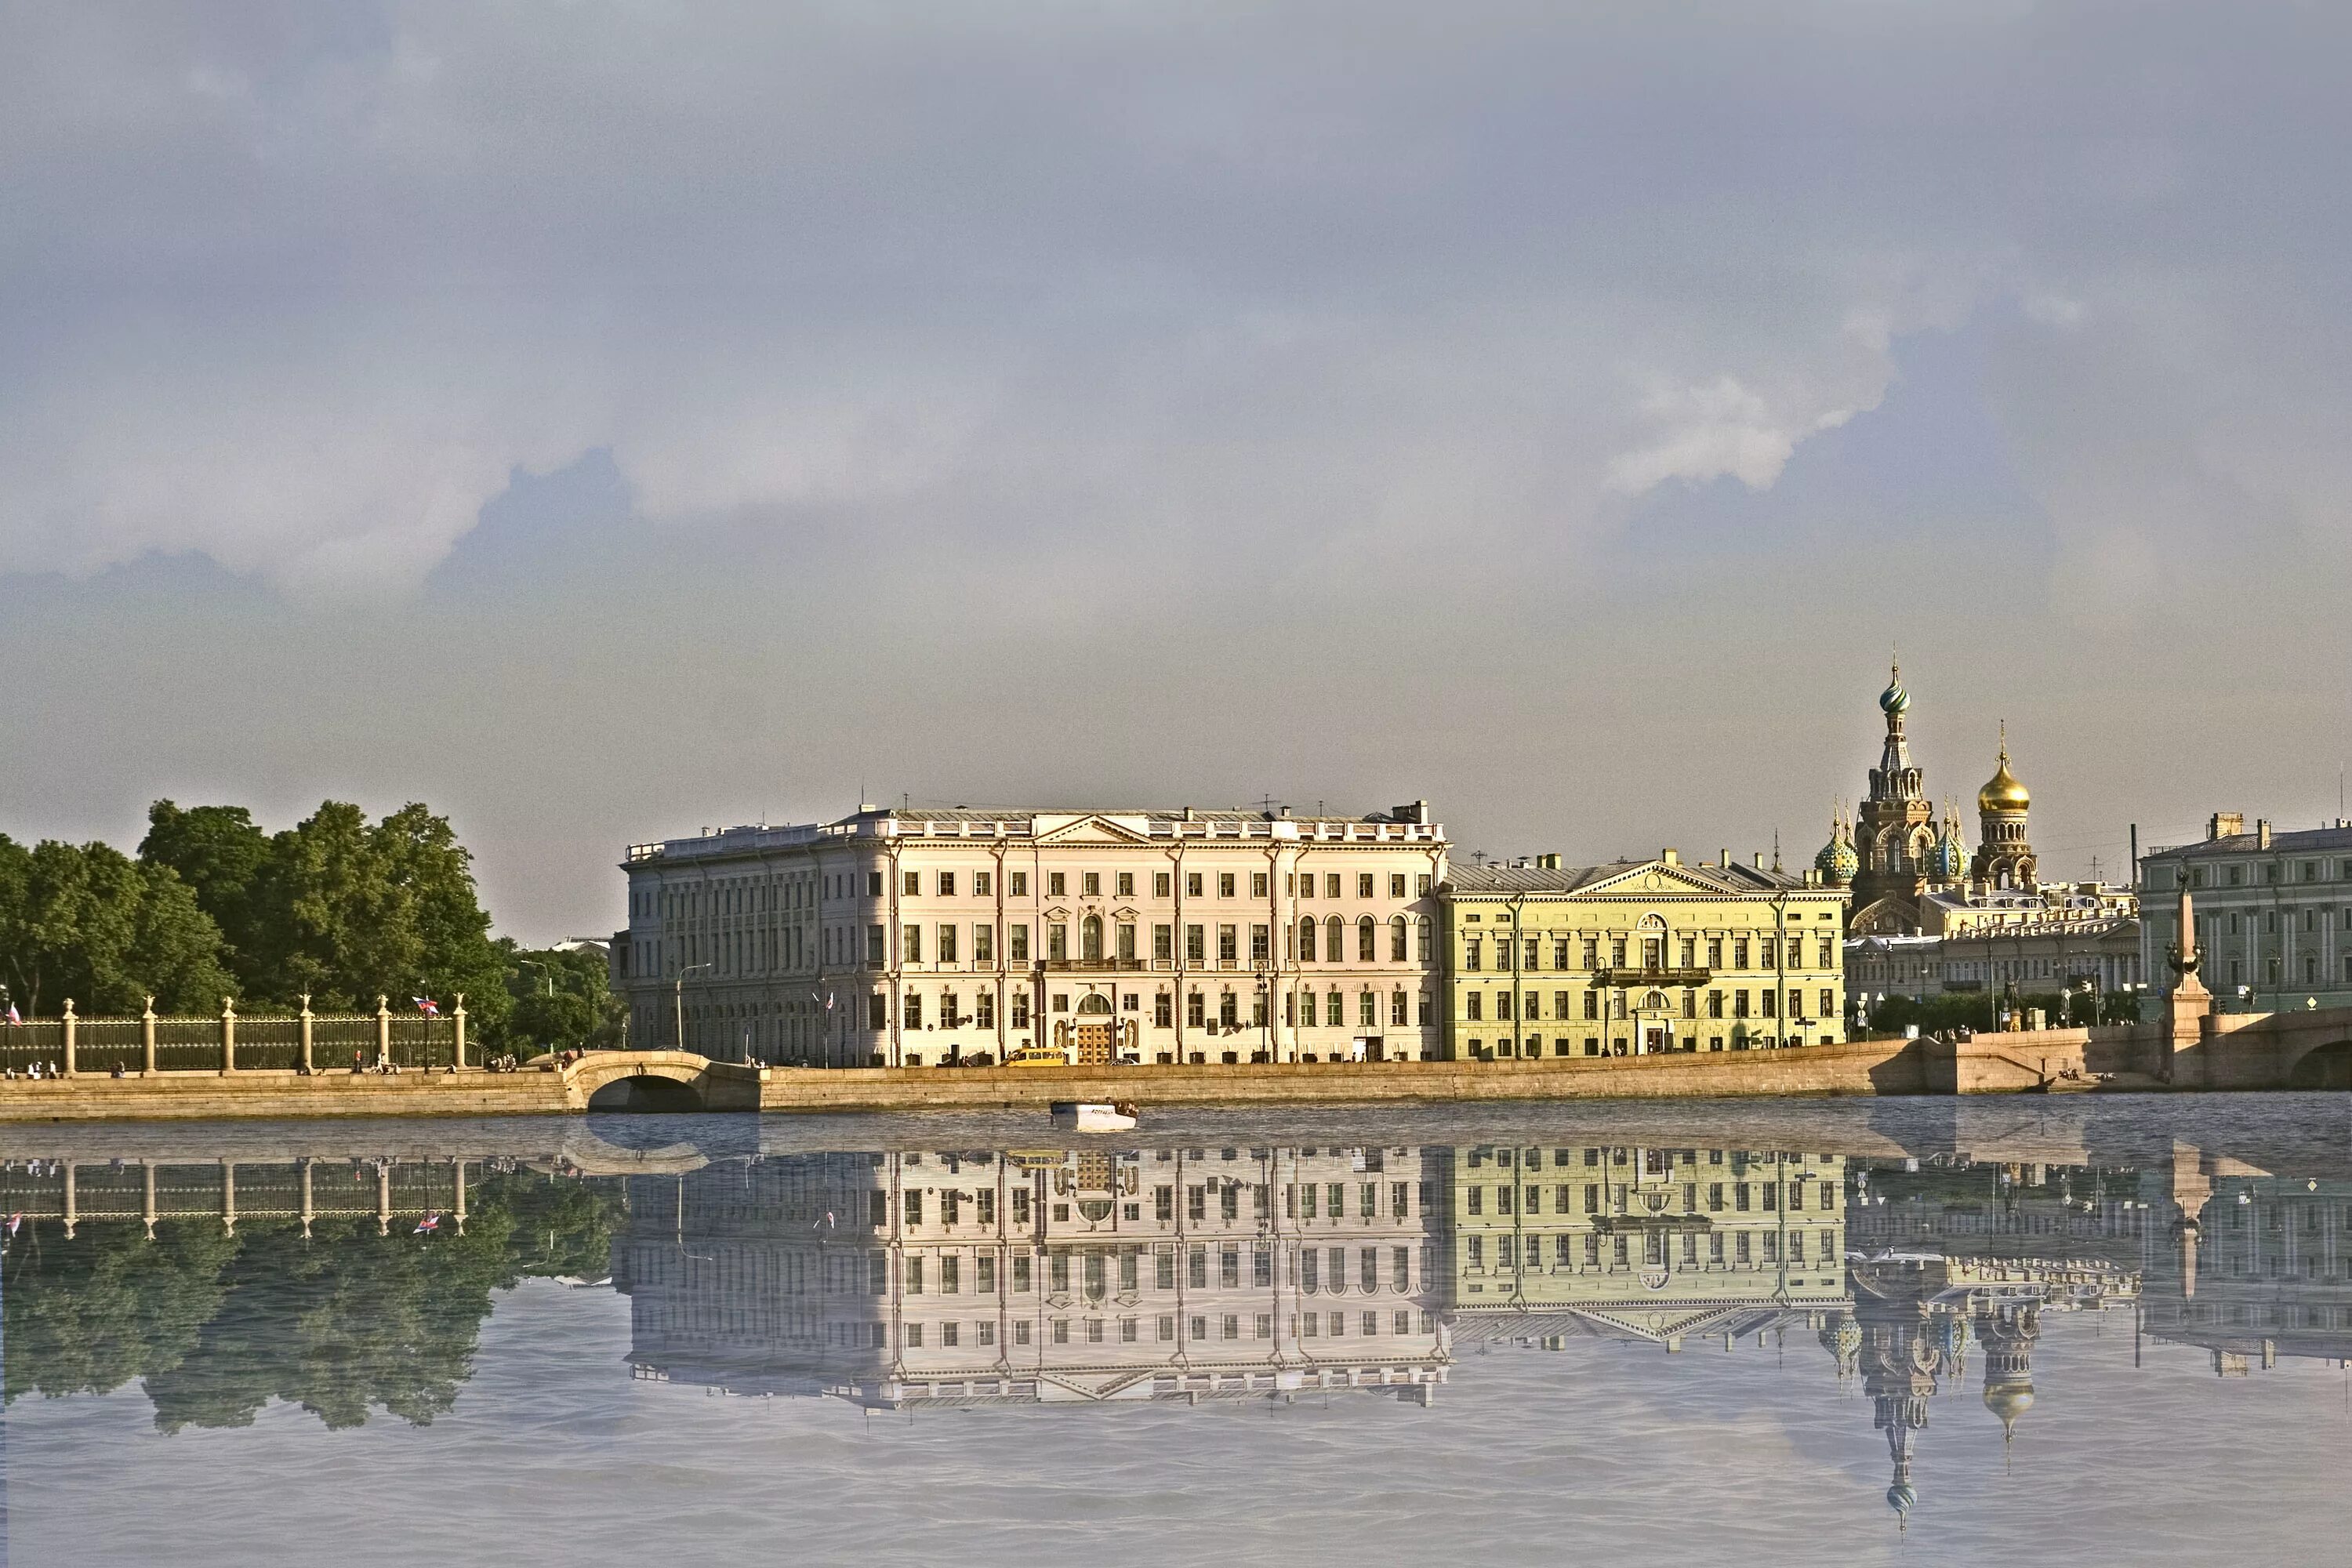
xmin=552 ymin=1050 xmax=768 ymax=1112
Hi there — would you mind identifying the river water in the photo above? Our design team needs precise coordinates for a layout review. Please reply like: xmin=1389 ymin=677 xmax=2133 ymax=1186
xmin=2 ymin=1096 xmax=2347 ymax=1566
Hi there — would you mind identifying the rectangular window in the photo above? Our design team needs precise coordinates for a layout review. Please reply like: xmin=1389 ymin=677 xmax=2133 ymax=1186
xmin=1155 ymin=873 xmax=1171 ymax=898
xmin=1250 ymin=924 xmax=1270 ymax=964
xmin=1218 ymin=872 xmax=1236 ymax=898
xmin=867 ymin=925 xmax=886 ymax=965
xmin=1359 ymin=992 xmax=1377 ymax=1028
xmin=902 ymin=924 xmax=922 ymax=964
xmin=1465 ymin=938 xmax=1482 ymax=971
xmin=974 ymin=925 xmax=993 ymax=964
xmin=1081 ymin=872 xmax=1101 ymax=896
xmin=1186 ymin=991 xmax=1205 ymax=1027
xmin=1009 ymin=871 xmax=1027 ymax=896
xmin=1326 ymin=873 xmax=1341 ymax=898
xmin=1117 ymin=923 xmax=1138 ymax=962
xmin=902 ymin=992 xmax=924 ymax=1029
xmin=1011 ymin=992 xmax=1031 ymax=1029
xmin=1186 ymin=873 xmax=1203 ymax=898
xmin=1154 ymin=993 xmax=1173 ymax=1027
xmin=938 ymin=924 xmax=957 ymax=964
xmin=975 ymin=871 xmax=992 ymax=896
xmin=1047 ymin=923 xmax=1068 ymax=961
xmin=903 ymin=871 xmax=920 ymax=896
xmin=1185 ymin=925 xmax=1206 ymax=964
xmin=976 ymin=993 xmax=996 ymax=1028
xmin=1152 ymin=924 xmax=1173 ymax=962
xmin=1466 ymin=993 xmax=1483 ymax=1022
xmin=1047 ymin=873 xmax=1066 ymax=896
xmin=1218 ymin=924 xmax=1238 ymax=964
xmin=938 ymin=871 xmax=956 ymax=896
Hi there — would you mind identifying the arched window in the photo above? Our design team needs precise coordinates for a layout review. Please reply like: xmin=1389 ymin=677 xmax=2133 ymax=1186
xmin=1298 ymin=917 xmax=1318 ymax=962
xmin=1081 ymin=914 xmax=1104 ymax=961
xmin=1417 ymin=916 xmax=1433 ymax=961
xmin=1389 ymin=915 xmax=1408 ymax=961
xmin=1327 ymin=915 xmax=1345 ymax=963
xmin=1357 ymin=916 xmax=1376 ymax=961
xmin=1076 ymin=991 xmax=1112 ymax=1014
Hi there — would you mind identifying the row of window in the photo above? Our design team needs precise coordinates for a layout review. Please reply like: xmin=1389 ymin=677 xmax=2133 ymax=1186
xmin=1462 ymin=1228 xmax=1837 ymax=1269
xmin=898 ymin=1241 xmax=1422 ymax=1295
xmin=2176 ymin=858 xmax=2352 ymax=889
xmin=1464 ymin=1178 xmax=1835 ymax=1215
xmin=1461 ymin=935 xmax=1837 ymax=971
xmin=898 ymin=1310 xmax=1432 ymax=1349
xmin=1462 ymin=988 xmax=1838 ymax=1022
xmin=893 ymin=869 xmax=1435 ymax=901
xmin=1462 ymin=1035 xmax=1841 ymax=1056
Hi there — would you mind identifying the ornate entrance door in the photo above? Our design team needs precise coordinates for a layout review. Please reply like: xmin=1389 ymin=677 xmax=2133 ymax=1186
xmin=1071 ymin=1022 xmax=1115 ymax=1065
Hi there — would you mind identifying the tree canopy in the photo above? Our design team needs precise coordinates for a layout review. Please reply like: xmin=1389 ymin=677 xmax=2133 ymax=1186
xmin=0 ymin=800 xmax=521 ymax=1034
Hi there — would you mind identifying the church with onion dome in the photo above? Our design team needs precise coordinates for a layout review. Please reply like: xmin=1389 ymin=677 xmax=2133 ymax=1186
xmin=1823 ymin=662 xmax=2053 ymax=938
xmin=1827 ymin=662 xmax=2143 ymax=1015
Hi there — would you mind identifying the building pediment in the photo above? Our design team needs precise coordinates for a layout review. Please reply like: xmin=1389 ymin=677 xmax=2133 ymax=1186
xmin=1571 ymin=862 xmax=1746 ymax=899
xmin=1033 ymin=813 xmax=1155 ymax=845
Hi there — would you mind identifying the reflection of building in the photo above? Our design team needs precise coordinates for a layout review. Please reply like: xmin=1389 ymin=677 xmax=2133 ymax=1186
xmin=2140 ymin=815 xmax=2352 ymax=1010
xmin=2143 ymin=1167 xmax=2352 ymax=1374
xmin=1441 ymin=855 xmax=1848 ymax=1060
xmin=614 ymin=1143 xmax=1450 ymax=1408
xmin=1440 ymin=1143 xmax=1851 ymax=1348
xmin=613 ymin=803 xmax=1450 ymax=1067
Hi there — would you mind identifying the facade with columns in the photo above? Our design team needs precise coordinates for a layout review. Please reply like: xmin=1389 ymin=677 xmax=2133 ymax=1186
xmin=2139 ymin=813 xmax=2352 ymax=1011
xmin=613 ymin=803 xmax=1449 ymax=1067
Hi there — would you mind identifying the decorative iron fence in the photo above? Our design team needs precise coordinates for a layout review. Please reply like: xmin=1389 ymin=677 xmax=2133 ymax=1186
xmin=0 ymin=996 xmax=468 ymax=1076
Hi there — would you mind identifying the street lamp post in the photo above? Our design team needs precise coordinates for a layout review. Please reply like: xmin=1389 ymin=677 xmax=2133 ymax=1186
xmin=674 ymin=963 xmax=713 ymax=1054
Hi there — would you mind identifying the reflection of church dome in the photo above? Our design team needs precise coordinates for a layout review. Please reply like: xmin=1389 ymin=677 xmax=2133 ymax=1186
xmin=1816 ymin=812 xmax=1859 ymax=887
xmin=1886 ymin=1481 xmax=1918 ymax=1519
xmin=1982 ymin=1383 xmax=2035 ymax=1434
xmin=1978 ymin=742 xmax=2030 ymax=812
xmin=1879 ymin=666 xmax=1910 ymax=715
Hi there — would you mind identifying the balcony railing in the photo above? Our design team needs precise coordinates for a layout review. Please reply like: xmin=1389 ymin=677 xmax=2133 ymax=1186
xmin=1037 ymin=957 xmax=1149 ymax=973
xmin=1591 ymin=967 xmax=1713 ymax=988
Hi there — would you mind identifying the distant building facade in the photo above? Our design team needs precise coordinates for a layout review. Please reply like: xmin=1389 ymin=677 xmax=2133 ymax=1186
xmin=614 ymin=803 xmax=1448 ymax=1066
xmin=2139 ymin=813 xmax=2352 ymax=1011
xmin=1441 ymin=851 xmax=1848 ymax=1059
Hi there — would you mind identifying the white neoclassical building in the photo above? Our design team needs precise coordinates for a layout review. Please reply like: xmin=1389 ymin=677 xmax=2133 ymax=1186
xmin=614 ymin=802 xmax=1450 ymax=1066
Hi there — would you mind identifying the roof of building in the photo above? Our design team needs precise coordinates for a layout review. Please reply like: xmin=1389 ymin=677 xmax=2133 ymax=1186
xmin=627 ymin=802 xmax=1445 ymax=864
xmin=2145 ymin=822 xmax=2352 ymax=859
xmin=1444 ymin=858 xmax=1828 ymax=898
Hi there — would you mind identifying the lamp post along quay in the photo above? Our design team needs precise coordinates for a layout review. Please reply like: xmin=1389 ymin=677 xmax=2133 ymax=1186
xmin=674 ymin=963 xmax=713 ymax=1054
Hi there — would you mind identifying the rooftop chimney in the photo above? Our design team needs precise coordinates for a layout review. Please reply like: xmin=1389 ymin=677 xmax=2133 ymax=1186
xmin=2256 ymin=819 xmax=2273 ymax=848
xmin=2209 ymin=811 xmax=2244 ymax=840
xmin=1662 ymin=848 xmax=1679 ymax=866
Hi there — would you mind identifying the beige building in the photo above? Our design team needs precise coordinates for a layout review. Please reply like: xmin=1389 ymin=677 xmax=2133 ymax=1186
xmin=615 ymin=802 xmax=1448 ymax=1066
xmin=1441 ymin=853 xmax=1849 ymax=1059
xmin=1845 ymin=912 xmax=2145 ymax=1013
xmin=615 ymin=1143 xmax=1450 ymax=1407
xmin=2140 ymin=813 xmax=2352 ymax=1011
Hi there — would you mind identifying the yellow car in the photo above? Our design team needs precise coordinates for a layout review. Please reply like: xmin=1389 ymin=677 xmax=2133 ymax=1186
xmin=1005 ymin=1044 xmax=1069 ymax=1068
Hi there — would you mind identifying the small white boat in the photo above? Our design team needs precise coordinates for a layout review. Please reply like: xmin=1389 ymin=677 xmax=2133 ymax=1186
xmin=1051 ymin=1100 xmax=1139 ymax=1132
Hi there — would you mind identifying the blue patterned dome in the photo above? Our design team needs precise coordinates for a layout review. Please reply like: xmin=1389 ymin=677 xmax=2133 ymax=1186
xmin=1878 ymin=663 xmax=1909 ymax=715
xmin=1816 ymin=823 xmax=1859 ymax=887
xmin=1928 ymin=829 xmax=1965 ymax=881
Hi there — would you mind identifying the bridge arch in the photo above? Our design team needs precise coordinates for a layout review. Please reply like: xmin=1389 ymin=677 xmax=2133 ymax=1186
xmin=2285 ymin=1039 xmax=2352 ymax=1090
xmin=559 ymin=1050 xmax=737 ymax=1112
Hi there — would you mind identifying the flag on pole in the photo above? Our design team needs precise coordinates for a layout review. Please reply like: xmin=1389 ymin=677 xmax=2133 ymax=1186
xmin=414 ymin=1212 xmax=440 ymax=1234
xmin=413 ymin=996 xmax=440 ymax=1017
xmin=4 ymin=1004 xmax=20 ymax=1025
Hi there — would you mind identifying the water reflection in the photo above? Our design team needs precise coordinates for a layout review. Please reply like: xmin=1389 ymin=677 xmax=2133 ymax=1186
xmin=5 ymin=1103 xmax=2350 ymax=1534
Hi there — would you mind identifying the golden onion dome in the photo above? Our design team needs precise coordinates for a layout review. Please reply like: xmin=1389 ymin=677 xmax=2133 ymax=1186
xmin=1978 ymin=730 xmax=2030 ymax=813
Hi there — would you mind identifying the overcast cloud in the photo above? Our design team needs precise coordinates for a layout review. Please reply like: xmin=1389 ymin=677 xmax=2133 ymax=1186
xmin=3 ymin=2 xmax=2347 ymax=938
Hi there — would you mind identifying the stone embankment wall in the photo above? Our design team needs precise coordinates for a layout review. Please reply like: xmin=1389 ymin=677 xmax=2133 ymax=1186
xmin=0 ymin=1071 xmax=570 ymax=1123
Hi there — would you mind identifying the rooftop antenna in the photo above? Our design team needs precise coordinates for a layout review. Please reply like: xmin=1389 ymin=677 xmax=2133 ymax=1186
xmin=1772 ymin=829 xmax=1782 ymax=873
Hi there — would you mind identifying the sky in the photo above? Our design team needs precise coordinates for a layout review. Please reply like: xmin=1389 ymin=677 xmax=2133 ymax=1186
xmin=4 ymin=2 xmax=2349 ymax=944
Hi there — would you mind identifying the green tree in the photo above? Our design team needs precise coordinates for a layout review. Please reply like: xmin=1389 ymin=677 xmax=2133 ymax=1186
xmin=0 ymin=840 xmax=227 ymax=1015
xmin=495 ymin=941 xmax=621 ymax=1053
xmin=139 ymin=801 xmax=273 ymax=993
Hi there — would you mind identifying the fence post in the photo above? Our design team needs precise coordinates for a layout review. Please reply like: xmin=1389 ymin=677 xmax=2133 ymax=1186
xmin=143 ymin=996 xmax=157 ymax=1076
xmin=220 ymin=996 xmax=237 ymax=1075
xmin=62 ymin=998 xmax=77 ymax=1077
xmin=376 ymin=995 xmax=392 ymax=1071
xmin=299 ymin=994 xmax=314 ymax=1075
xmin=453 ymin=993 xmax=468 ymax=1070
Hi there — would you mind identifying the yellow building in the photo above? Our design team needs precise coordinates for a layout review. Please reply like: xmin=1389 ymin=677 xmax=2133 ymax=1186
xmin=1441 ymin=851 xmax=1849 ymax=1059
